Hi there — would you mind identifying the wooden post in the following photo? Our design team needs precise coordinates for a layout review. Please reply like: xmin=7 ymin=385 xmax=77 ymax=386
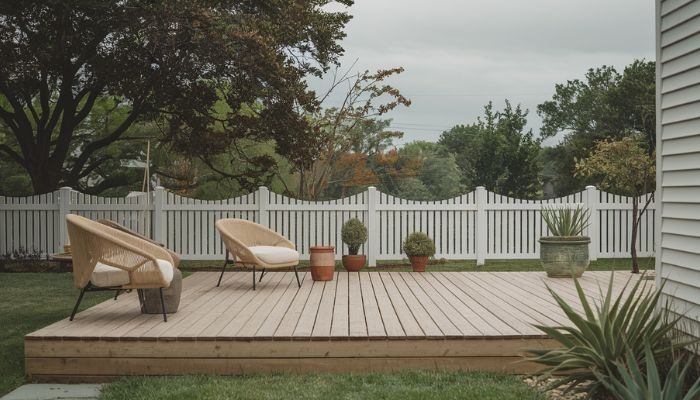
xmin=367 ymin=186 xmax=379 ymax=267
xmin=475 ymin=186 xmax=487 ymax=266
xmin=153 ymin=186 xmax=166 ymax=245
xmin=58 ymin=186 xmax=72 ymax=251
xmin=585 ymin=185 xmax=599 ymax=262
xmin=258 ymin=186 xmax=269 ymax=227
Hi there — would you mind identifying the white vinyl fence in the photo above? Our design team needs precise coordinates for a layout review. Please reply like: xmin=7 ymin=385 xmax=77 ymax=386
xmin=0 ymin=186 xmax=656 ymax=266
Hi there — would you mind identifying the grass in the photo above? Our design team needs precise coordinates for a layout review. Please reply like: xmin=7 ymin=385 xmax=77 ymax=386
xmin=0 ymin=258 xmax=653 ymax=397
xmin=180 ymin=257 xmax=655 ymax=273
xmin=100 ymin=372 xmax=546 ymax=400
xmin=0 ymin=273 xmax=112 ymax=396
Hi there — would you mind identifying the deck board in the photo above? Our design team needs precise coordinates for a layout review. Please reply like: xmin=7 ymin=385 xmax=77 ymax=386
xmin=25 ymin=270 xmax=643 ymax=381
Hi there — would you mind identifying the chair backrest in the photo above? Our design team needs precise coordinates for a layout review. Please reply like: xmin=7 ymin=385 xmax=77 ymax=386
xmin=66 ymin=214 xmax=172 ymax=288
xmin=96 ymin=219 xmax=181 ymax=268
xmin=215 ymin=219 xmax=294 ymax=249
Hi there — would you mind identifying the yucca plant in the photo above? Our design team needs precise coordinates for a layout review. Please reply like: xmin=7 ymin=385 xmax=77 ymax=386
xmin=594 ymin=342 xmax=700 ymax=400
xmin=541 ymin=204 xmax=591 ymax=237
xmin=528 ymin=274 xmax=684 ymax=397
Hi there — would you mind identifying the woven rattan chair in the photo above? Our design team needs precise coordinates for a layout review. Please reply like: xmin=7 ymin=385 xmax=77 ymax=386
xmin=66 ymin=214 xmax=176 ymax=322
xmin=215 ymin=219 xmax=301 ymax=290
xmin=96 ymin=218 xmax=181 ymax=268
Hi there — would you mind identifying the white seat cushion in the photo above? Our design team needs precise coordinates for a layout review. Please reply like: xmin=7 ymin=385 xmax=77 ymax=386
xmin=248 ymin=246 xmax=299 ymax=265
xmin=91 ymin=259 xmax=174 ymax=287
xmin=157 ymin=259 xmax=175 ymax=285
xmin=91 ymin=262 xmax=130 ymax=287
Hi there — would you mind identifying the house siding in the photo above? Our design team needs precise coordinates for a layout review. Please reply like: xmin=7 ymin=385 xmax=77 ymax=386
xmin=657 ymin=0 xmax=700 ymax=338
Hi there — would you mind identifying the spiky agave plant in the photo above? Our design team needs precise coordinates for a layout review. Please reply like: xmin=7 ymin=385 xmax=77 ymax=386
xmin=528 ymin=274 xmax=686 ymax=397
xmin=594 ymin=342 xmax=700 ymax=400
xmin=541 ymin=205 xmax=590 ymax=237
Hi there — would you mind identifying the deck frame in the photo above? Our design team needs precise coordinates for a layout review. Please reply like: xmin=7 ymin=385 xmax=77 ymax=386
xmin=25 ymin=271 xmax=636 ymax=382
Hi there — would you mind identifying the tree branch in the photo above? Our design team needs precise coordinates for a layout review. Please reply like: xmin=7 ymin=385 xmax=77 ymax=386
xmin=0 ymin=144 xmax=26 ymax=167
xmin=68 ymin=106 xmax=141 ymax=176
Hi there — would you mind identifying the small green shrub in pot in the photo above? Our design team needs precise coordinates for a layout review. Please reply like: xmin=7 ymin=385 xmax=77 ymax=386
xmin=539 ymin=204 xmax=591 ymax=277
xmin=403 ymin=232 xmax=435 ymax=272
xmin=341 ymin=218 xmax=367 ymax=271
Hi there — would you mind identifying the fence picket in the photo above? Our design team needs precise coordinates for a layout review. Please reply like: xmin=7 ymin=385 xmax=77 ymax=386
xmin=0 ymin=186 xmax=656 ymax=264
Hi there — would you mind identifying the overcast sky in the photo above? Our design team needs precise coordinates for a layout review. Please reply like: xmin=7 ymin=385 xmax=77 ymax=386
xmin=307 ymin=0 xmax=655 ymax=146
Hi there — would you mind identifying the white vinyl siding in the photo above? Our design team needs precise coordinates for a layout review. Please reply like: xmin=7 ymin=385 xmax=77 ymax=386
xmin=657 ymin=0 xmax=700 ymax=338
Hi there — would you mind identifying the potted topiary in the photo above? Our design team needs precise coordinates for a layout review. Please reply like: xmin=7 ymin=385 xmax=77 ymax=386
xmin=341 ymin=218 xmax=367 ymax=272
xmin=403 ymin=232 xmax=435 ymax=272
xmin=539 ymin=205 xmax=591 ymax=278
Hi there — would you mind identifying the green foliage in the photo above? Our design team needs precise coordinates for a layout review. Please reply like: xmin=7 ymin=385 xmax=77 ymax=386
xmin=440 ymin=101 xmax=542 ymax=199
xmin=341 ymin=218 xmax=367 ymax=255
xmin=575 ymin=135 xmax=655 ymax=273
xmin=392 ymin=177 xmax=433 ymax=201
xmin=575 ymin=135 xmax=655 ymax=198
xmin=403 ymin=232 xmax=436 ymax=257
xmin=537 ymin=60 xmax=655 ymax=195
xmin=540 ymin=205 xmax=590 ymax=237
xmin=529 ymin=275 xmax=682 ymax=397
xmin=396 ymin=141 xmax=465 ymax=200
xmin=594 ymin=343 xmax=700 ymax=400
xmin=0 ymin=1 xmax=352 ymax=193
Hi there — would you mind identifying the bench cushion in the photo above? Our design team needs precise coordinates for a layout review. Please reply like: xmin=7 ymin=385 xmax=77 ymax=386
xmin=248 ymin=246 xmax=299 ymax=265
xmin=91 ymin=259 xmax=174 ymax=287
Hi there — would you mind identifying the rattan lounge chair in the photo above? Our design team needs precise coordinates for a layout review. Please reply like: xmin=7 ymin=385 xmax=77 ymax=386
xmin=96 ymin=218 xmax=181 ymax=268
xmin=215 ymin=219 xmax=301 ymax=290
xmin=66 ymin=214 xmax=176 ymax=322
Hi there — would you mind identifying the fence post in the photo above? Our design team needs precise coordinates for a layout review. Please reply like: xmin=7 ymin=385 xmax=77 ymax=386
xmin=367 ymin=186 xmax=379 ymax=267
xmin=258 ymin=186 xmax=269 ymax=227
xmin=475 ymin=186 xmax=487 ymax=266
xmin=586 ymin=185 xmax=599 ymax=262
xmin=58 ymin=186 xmax=72 ymax=250
xmin=153 ymin=186 xmax=166 ymax=245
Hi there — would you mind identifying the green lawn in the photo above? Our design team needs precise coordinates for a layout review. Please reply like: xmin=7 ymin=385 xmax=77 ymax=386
xmin=181 ymin=257 xmax=655 ymax=273
xmin=0 ymin=260 xmax=652 ymax=397
xmin=0 ymin=273 xmax=112 ymax=395
xmin=101 ymin=372 xmax=546 ymax=400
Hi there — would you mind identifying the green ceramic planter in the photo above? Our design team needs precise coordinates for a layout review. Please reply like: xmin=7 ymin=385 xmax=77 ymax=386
xmin=539 ymin=236 xmax=590 ymax=278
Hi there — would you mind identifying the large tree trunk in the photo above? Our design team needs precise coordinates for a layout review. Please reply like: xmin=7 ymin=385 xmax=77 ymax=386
xmin=25 ymin=155 xmax=64 ymax=194
xmin=630 ymin=196 xmax=640 ymax=274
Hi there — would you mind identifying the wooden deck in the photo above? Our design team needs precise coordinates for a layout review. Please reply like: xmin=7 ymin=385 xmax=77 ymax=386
xmin=26 ymin=270 xmax=638 ymax=381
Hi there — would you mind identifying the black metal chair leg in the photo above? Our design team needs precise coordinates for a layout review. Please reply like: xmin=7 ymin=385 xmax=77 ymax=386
xmin=113 ymin=289 xmax=121 ymax=300
xmin=252 ymin=265 xmax=256 ymax=291
xmin=259 ymin=269 xmax=265 ymax=282
xmin=293 ymin=265 xmax=301 ymax=288
xmin=159 ymin=287 xmax=167 ymax=322
xmin=217 ymin=253 xmax=229 ymax=287
xmin=69 ymin=287 xmax=87 ymax=321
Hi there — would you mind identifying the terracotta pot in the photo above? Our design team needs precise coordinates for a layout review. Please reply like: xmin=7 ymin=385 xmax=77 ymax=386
xmin=409 ymin=255 xmax=429 ymax=272
xmin=310 ymin=245 xmax=335 ymax=281
xmin=342 ymin=255 xmax=366 ymax=272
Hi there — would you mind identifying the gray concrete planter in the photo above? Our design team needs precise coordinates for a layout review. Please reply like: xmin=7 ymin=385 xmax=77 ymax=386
xmin=539 ymin=236 xmax=590 ymax=278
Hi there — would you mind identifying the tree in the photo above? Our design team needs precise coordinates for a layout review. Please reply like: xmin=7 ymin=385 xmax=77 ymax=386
xmin=440 ymin=101 xmax=542 ymax=198
xmin=399 ymin=141 xmax=464 ymax=200
xmin=537 ymin=60 xmax=655 ymax=195
xmin=297 ymin=67 xmax=410 ymax=199
xmin=575 ymin=136 xmax=655 ymax=273
xmin=0 ymin=0 xmax=352 ymax=194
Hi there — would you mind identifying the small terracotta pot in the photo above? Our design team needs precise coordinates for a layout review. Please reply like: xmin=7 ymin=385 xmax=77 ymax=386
xmin=342 ymin=255 xmax=366 ymax=272
xmin=409 ymin=255 xmax=429 ymax=272
xmin=310 ymin=245 xmax=335 ymax=281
